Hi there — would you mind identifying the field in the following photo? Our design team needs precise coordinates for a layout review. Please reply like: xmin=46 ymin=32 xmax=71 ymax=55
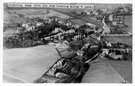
xmin=3 ymin=44 xmax=132 ymax=83
xmin=109 ymin=61 xmax=132 ymax=83
xmin=70 ymin=19 xmax=87 ymax=25
xmin=103 ymin=36 xmax=132 ymax=47
xmin=82 ymin=59 xmax=124 ymax=83
xmin=82 ymin=58 xmax=132 ymax=83
xmin=4 ymin=11 xmax=28 ymax=24
xmin=123 ymin=16 xmax=132 ymax=33
xmin=3 ymin=45 xmax=60 ymax=82
xmin=51 ymin=8 xmax=103 ymax=28
xmin=4 ymin=8 xmax=71 ymax=36
xmin=4 ymin=8 xmax=70 ymax=24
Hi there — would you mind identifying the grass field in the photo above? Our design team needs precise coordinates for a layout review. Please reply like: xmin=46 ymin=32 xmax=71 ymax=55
xmin=4 ymin=8 xmax=70 ymax=24
xmin=109 ymin=61 xmax=132 ymax=83
xmin=3 ymin=45 xmax=60 ymax=82
xmin=103 ymin=36 xmax=132 ymax=47
xmin=70 ymin=19 xmax=87 ymax=25
xmin=123 ymin=16 xmax=132 ymax=33
xmin=82 ymin=59 xmax=125 ymax=83
xmin=4 ymin=11 xmax=27 ymax=24
xmin=3 ymin=44 xmax=132 ymax=83
xmin=82 ymin=57 xmax=132 ymax=83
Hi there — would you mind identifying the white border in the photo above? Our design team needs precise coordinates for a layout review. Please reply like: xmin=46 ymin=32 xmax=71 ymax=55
xmin=0 ymin=0 xmax=134 ymax=86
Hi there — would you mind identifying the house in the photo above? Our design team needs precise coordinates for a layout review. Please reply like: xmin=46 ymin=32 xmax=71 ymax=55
xmin=108 ymin=14 xmax=113 ymax=21
xmin=22 ymin=23 xmax=30 ymax=29
xmin=36 ymin=22 xmax=43 ymax=26
xmin=93 ymin=11 xmax=99 ymax=16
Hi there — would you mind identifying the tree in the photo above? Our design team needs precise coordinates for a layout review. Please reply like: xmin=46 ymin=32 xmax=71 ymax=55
xmin=96 ymin=9 xmax=103 ymax=15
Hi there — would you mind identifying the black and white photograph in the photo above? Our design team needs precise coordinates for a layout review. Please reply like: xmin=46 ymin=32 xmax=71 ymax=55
xmin=2 ymin=1 xmax=133 ymax=84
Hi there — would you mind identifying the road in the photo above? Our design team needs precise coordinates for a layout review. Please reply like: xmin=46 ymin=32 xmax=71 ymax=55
xmin=101 ymin=16 xmax=111 ymax=34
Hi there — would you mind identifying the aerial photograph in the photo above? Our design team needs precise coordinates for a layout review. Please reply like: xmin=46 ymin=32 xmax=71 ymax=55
xmin=3 ymin=3 xmax=132 ymax=83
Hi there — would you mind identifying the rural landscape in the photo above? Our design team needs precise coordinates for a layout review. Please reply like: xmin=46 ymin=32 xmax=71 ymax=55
xmin=3 ymin=3 xmax=132 ymax=83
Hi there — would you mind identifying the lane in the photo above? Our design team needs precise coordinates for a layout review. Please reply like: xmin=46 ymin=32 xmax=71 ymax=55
xmin=102 ymin=16 xmax=111 ymax=34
